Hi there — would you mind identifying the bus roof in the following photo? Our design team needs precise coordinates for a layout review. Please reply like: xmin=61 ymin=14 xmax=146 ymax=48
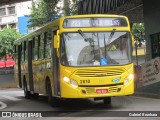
xmin=65 ymin=14 xmax=127 ymax=18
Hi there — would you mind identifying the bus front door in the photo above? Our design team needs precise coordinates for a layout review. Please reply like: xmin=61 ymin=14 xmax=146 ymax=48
xmin=52 ymin=31 xmax=60 ymax=96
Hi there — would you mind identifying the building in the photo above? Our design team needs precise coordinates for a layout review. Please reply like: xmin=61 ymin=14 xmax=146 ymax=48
xmin=143 ymin=0 xmax=160 ymax=60
xmin=0 ymin=1 xmax=32 ymax=34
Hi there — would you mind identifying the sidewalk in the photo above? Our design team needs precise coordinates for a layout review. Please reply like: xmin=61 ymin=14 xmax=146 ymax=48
xmin=134 ymin=91 xmax=160 ymax=99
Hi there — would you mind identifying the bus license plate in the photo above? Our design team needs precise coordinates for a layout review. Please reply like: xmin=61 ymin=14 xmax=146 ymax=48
xmin=96 ymin=89 xmax=108 ymax=94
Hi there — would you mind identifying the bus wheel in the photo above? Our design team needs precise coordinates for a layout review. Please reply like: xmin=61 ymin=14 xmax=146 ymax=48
xmin=103 ymin=97 xmax=111 ymax=104
xmin=47 ymin=81 xmax=59 ymax=107
xmin=32 ymin=93 xmax=39 ymax=99
xmin=23 ymin=80 xmax=31 ymax=99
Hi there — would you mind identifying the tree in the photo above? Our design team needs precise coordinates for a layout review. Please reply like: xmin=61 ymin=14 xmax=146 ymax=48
xmin=0 ymin=27 xmax=24 ymax=59
xmin=132 ymin=23 xmax=145 ymax=48
xmin=63 ymin=0 xmax=78 ymax=16
xmin=28 ymin=0 xmax=59 ymax=28
xmin=132 ymin=23 xmax=145 ymax=65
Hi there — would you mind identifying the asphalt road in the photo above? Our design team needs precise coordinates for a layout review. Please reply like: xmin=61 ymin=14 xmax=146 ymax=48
xmin=0 ymin=88 xmax=160 ymax=120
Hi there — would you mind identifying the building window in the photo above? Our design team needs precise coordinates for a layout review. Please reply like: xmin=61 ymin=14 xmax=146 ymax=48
xmin=9 ymin=23 xmax=16 ymax=29
xmin=0 ymin=25 xmax=7 ymax=30
xmin=8 ymin=6 xmax=15 ymax=15
xmin=150 ymin=33 xmax=160 ymax=58
xmin=0 ymin=8 xmax=6 ymax=16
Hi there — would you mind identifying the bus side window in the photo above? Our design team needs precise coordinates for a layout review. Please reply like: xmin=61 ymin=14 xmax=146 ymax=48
xmin=32 ymin=38 xmax=35 ymax=60
xmin=34 ymin=36 xmax=38 ymax=60
xmin=24 ymin=41 xmax=26 ymax=62
xmin=26 ymin=41 xmax=28 ymax=61
xmin=44 ymin=32 xmax=47 ymax=58
xmin=44 ymin=31 xmax=51 ymax=58
xmin=21 ymin=43 xmax=24 ymax=62
xmin=38 ymin=35 xmax=41 ymax=59
xmin=39 ymin=34 xmax=44 ymax=59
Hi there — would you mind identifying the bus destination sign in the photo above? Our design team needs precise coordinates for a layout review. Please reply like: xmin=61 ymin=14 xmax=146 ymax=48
xmin=63 ymin=18 xmax=128 ymax=28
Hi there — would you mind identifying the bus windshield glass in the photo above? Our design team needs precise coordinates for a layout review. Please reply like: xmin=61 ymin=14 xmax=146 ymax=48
xmin=60 ymin=31 xmax=132 ymax=67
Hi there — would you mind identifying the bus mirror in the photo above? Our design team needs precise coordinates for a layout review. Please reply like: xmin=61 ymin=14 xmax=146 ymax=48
xmin=54 ymin=35 xmax=59 ymax=48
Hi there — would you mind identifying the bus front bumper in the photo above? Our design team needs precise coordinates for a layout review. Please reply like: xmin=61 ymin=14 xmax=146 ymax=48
xmin=60 ymin=80 xmax=134 ymax=98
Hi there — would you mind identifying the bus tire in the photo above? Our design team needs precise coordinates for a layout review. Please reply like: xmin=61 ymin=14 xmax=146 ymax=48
xmin=103 ymin=97 xmax=111 ymax=104
xmin=46 ymin=81 xmax=59 ymax=107
xmin=23 ymin=79 xmax=31 ymax=99
xmin=32 ymin=93 xmax=39 ymax=99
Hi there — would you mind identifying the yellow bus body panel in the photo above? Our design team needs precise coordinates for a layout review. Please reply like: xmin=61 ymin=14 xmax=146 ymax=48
xmin=60 ymin=63 xmax=134 ymax=98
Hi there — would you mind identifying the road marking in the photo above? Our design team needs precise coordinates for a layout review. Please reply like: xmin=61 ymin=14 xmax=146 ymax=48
xmin=1 ymin=95 xmax=21 ymax=101
xmin=0 ymin=101 xmax=7 ymax=109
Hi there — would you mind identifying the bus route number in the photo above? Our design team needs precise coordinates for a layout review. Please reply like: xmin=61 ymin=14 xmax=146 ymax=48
xmin=71 ymin=20 xmax=81 ymax=27
xmin=80 ymin=80 xmax=90 ymax=84
xmin=112 ymin=19 xmax=121 ymax=26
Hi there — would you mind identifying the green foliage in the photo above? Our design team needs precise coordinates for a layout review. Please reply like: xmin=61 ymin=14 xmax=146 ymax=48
xmin=63 ymin=0 xmax=78 ymax=16
xmin=0 ymin=27 xmax=24 ymax=58
xmin=132 ymin=23 xmax=145 ymax=47
xmin=28 ymin=0 xmax=78 ymax=27
xmin=28 ymin=0 xmax=59 ymax=28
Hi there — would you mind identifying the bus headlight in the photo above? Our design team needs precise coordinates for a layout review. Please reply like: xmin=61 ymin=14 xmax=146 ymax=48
xmin=63 ymin=76 xmax=70 ymax=83
xmin=63 ymin=77 xmax=78 ymax=88
xmin=129 ymin=74 xmax=134 ymax=79
xmin=70 ymin=79 xmax=78 ymax=88
xmin=124 ymin=74 xmax=134 ymax=84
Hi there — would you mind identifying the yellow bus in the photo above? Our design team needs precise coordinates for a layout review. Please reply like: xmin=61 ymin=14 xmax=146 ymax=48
xmin=14 ymin=14 xmax=134 ymax=106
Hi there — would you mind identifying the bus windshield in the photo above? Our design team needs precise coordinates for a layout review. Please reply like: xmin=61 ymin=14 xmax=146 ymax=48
xmin=60 ymin=31 xmax=132 ymax=67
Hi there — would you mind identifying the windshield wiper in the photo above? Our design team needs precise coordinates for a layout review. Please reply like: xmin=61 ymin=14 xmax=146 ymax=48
xmin=106 ymin=28 xmax=116 ymax=45
xmin=78 ymin=29 xmax=94 ymax=46
xmin=78 ymin=29 xmax=87 ymax=41
xmin=78 ymin=29 xmax=96 ymax=60
xmin=106 ymin=28 xmax=117 ymax=51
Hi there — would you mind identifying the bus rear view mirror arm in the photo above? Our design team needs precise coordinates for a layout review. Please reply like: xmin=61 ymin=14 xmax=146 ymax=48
xmin=54 ymin=35 xmax=60 ymax=48
xmin=54 ymin=30 xmax=60 ymax=48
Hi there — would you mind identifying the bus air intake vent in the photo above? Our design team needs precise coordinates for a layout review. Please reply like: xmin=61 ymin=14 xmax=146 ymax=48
xmin=75 ymin=68 xmax=124 ymax=77
xmin=85 ymin=86 xmax=121 ymax=94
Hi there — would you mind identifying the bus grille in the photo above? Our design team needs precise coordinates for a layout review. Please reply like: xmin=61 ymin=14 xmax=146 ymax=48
xmin=85 ymin=86 xmax=121 ymax=94
xmin=75 ymin=68 xmax=124 ymax=77
xmin=86 ymin=87 xmax=95 ymax=94
xmin=109 ymin=86 xmax=119 ymax=93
